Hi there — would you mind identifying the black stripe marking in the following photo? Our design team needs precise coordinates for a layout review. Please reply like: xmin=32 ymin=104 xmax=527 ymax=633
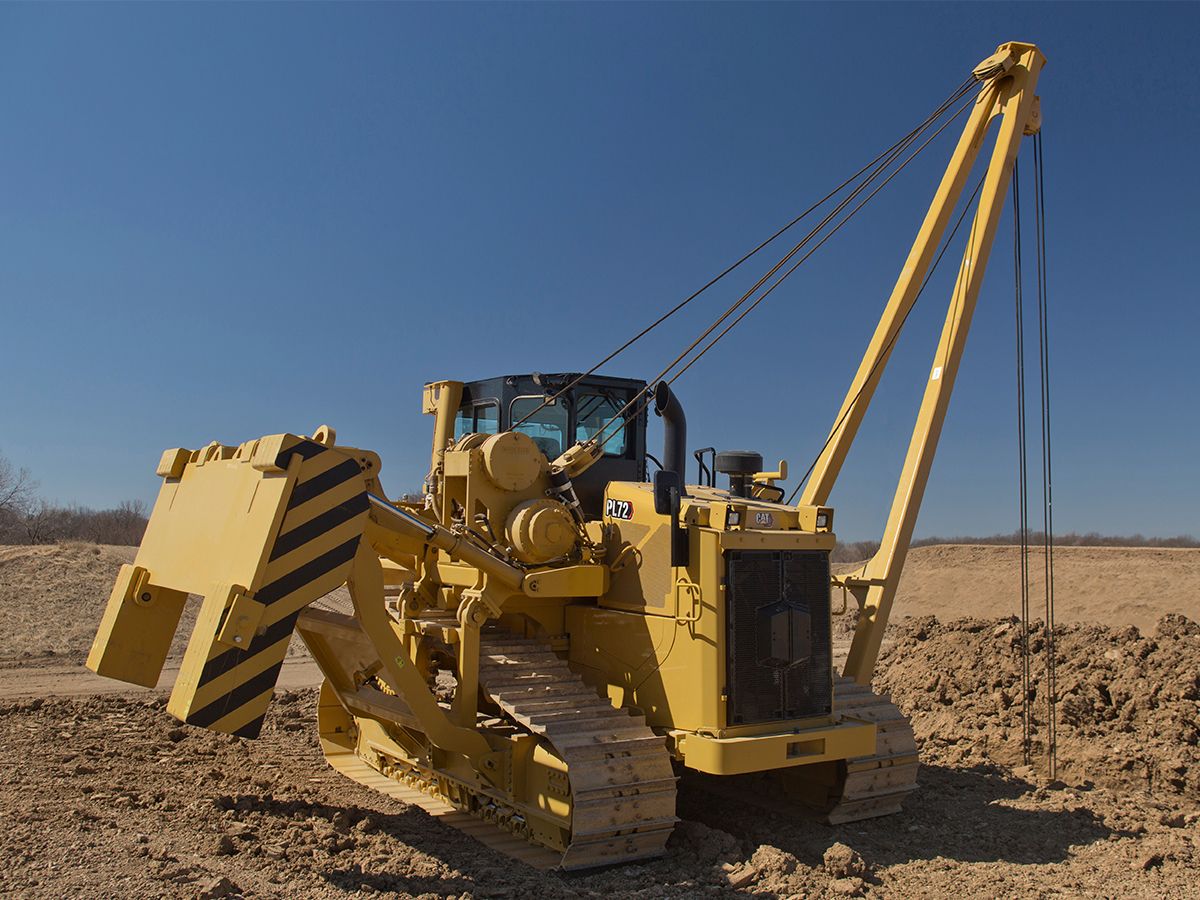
xmin=274 ymin=439 xmax=326 ymax=469
xmin=256 ymin=535 xmax=360 ymax=605
xmin=197 ymin=611 xmax=300 ymax=689
xmin=194 ymin=536 xmax=359 ymax=689
xmin=186 ymin=659 xmax=285 ymax=729
xmin=270 ymin=491 xmax=368 ymax=561
xmin=289 ymin=458 xmax=361 ymax=509
xmin=233 ymin=713 xmax=267 ymax=740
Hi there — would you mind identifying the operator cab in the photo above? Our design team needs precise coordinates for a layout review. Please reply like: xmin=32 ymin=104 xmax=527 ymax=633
xmin=453 ymin=373 xmax=648 ymax=516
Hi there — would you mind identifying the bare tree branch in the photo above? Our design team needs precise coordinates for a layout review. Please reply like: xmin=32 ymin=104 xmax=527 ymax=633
xmin=0 ymin=452 xmax=37 ymax=517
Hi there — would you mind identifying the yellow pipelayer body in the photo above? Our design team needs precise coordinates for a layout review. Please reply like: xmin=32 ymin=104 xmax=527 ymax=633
xmin=568 ymin=480 xmax=874 ymax=776
xmin=87 ymin=40 xmax=1045 ymax=869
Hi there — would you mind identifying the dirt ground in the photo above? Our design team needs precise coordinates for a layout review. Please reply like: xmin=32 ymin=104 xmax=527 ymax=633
xmin=1 ymin=542 xmax=1198 ymax=898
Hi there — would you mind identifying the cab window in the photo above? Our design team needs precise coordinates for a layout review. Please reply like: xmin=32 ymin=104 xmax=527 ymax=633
xmin=575 ymin=392 xmax=627 ymax=456
xmin=454 ymin=402 xmax=499 ymax=439
xmin=511 ymin=396 xmax=568 ymax=459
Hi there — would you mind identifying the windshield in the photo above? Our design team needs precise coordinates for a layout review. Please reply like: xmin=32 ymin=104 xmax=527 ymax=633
xmin=510 ymin=396 xmax=569 ymax=459
xmin=453 ymin=402 xmax=499 ymax=439
xmin=575 ymin=392 xmax=627 ymax=456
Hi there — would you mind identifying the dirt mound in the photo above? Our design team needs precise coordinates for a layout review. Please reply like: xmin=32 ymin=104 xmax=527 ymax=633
xmin=0 ymin=543 xmax=314 ymax=664
xmin=876 ymin=613 xmax=1200 ymax=799
xmin=0 ymin=543 xmax=136 ymax=661
xmin=836 ymin=544 xmax=1200 ymax=631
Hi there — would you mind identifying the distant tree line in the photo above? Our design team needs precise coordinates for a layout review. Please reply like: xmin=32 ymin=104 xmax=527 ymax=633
xmin=831 ymin=531 xmax=1199 ymax=562
xmin=0 ymin=452 xmax=148 ymax=546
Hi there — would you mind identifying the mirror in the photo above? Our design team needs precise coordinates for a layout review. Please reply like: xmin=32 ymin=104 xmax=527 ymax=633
xmin=652 ymin=470 xmax=689 ymax=566
xmin=653 ymin=470 xmax=681 ymax=516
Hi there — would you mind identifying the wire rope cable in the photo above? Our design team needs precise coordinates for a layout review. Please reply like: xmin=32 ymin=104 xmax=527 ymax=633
xmin=1013 ymin=158 xmax=1033 ymax=768
xmin=590 ymin=85 xmax=983 ymax=450
xmin=662 ymin=97 xmax=978 ymax=394
xmin=1034 ymin=131 xmax=1057 ymax=779
xmin=783 ymin=167 xmax=990 ymax=505
xmin=512 ymin=75 xmax=979 ymax=430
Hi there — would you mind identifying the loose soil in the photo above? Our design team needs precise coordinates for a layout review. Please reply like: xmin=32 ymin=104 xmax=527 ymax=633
xmin=877 ymin=614 xmax=1200 ymax=800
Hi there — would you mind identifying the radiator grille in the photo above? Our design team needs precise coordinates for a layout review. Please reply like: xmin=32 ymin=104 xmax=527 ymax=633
xmin=725 ymin=549 xmax=832 ymax=725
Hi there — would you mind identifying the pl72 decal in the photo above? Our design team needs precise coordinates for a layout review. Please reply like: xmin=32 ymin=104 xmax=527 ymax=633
xmin=605 ymin=498 xmax=634 ymax=520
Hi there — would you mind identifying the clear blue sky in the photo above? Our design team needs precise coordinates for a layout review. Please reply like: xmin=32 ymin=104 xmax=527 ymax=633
xmin=1 ymin=3 xmax=1196 ymax=541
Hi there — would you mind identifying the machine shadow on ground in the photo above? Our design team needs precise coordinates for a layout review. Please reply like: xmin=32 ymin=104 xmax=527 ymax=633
xmin=677 ymin=762 xmax=1120 ymax=869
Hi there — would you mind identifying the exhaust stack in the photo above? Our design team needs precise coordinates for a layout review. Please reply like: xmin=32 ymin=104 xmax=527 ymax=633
xmin=653 ymin=381 xmax=687 ymax=489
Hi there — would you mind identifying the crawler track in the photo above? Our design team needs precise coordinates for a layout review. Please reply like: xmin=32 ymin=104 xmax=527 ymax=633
xmin=478 ymin=629 xmax=678 ymax=869
xmin=680 ymin=675 xmax=918 ymax=824
xmin=322 ymin=627 xmax=677 ymax=870
xmin=816 ymin=676 xmax=920 ymax=823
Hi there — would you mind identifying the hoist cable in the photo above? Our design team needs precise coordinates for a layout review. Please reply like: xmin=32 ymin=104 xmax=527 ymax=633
xmin=1013 ymin=158 xmax=1033 ymax=768
xmin=1034 ymin=131 xmax=1057 ymax=779
xmin=512 ymin=75 xmax=978 ymax=430
xmin=663 ymin=94 xmax=978 ymax=392
xmin=593 ymin=86 xmax=982 ymax=449
xmin=601 ymin=87 xmax=979 ymax=438
xmin=784 ymin=167 xmax=990 ymax=506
